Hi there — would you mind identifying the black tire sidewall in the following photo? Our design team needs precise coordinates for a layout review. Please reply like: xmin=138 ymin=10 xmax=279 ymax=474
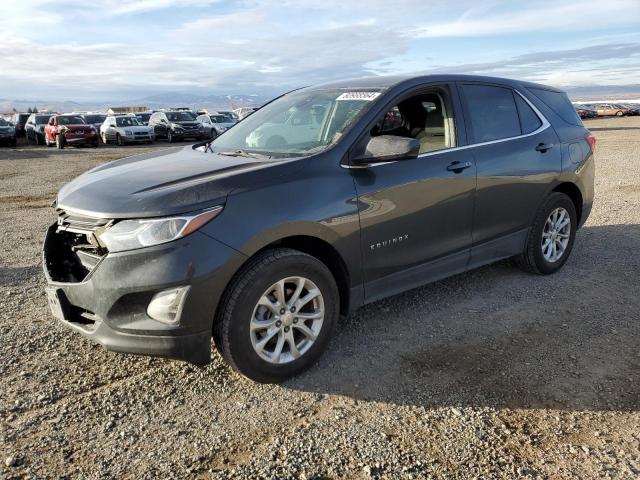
xmin=222 ymin=252 xmax=339 ymax=382
xmin=530 ymin=193 xmax=577 ymax=274
xmin=56 ymin=135 xmax=64 ymax=149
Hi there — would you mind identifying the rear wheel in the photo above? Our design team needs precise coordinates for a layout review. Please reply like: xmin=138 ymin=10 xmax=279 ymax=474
xmin=214 ymin=248 xmax=339 ymax=383
xmin=616 ymin=110 xmax=624 ymax=117
xmin=517 ymin=192 xmax=577 ymax=274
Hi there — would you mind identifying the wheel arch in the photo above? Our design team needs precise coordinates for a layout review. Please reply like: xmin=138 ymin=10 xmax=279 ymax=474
xmin=552 ymin=182 xmax=583 ymax=225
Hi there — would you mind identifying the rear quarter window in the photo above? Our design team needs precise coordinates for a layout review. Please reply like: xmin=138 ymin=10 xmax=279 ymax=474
xmin=461 ymin=84 xmax=521 ymax=143
xmin=529 ymin=87 xmax=582 ymax=126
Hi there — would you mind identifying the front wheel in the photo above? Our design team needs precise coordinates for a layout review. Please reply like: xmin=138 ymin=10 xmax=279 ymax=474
xmin=214 ymin=248 xmax=339 ymax=383
xmin=116 ymin=134 xmax=124 ymax=146
xmin=167 ymin=130 xmax=174 ymax=143
xmin=56 ymin=135 xmax=64 ymax=149
xmin=616 ymin=110 xmax=624 ymax=117
xmin=517 ymin=192 xmax=577 ymax=274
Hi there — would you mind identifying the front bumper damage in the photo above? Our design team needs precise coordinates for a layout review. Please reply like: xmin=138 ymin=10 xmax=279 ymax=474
xmin=42 ymin=210 xmax=245 ymax=365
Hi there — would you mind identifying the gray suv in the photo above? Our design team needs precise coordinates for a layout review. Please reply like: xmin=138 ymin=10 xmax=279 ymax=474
xmin=43 ymin=75 xmax=594 ymax=382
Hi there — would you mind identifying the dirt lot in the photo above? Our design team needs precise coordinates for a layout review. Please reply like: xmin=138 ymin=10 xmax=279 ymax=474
xmin=0 ymin=118 xmax=638 ymax=479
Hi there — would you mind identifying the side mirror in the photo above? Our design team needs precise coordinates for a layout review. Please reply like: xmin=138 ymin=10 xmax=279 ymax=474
xmin=353 ymin=135 xmax=420 ymax=164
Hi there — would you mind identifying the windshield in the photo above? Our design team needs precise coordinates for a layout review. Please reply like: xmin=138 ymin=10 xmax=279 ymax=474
xmin=212 ymin=89 xmax=383 ymax=158
xmin=84 ymin=115 xmax=106 ymax=124
xmin=58 ymin=116 xmax=86 ymax=125
xmin=116 ymin=117 xmax=143 ymax=127
xmin=166 ymin=111 xmax=196 ymax=122
xmin=210 ymin=115 xmax=229 ymax=123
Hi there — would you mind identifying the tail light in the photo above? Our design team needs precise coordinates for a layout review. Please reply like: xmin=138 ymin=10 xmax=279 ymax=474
xmin=585 ymin=133 xmax=596 ymax=153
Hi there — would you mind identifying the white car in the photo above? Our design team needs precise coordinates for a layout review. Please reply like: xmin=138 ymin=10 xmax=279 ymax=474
xmin=100 ymin=115 xmax=155 ymax=145
xmin=196 ymin=113 xmax=236 ymax=139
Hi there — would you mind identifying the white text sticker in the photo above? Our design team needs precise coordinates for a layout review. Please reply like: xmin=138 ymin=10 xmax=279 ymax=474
xmin=336 ymin=91 xmax=381 ymax=101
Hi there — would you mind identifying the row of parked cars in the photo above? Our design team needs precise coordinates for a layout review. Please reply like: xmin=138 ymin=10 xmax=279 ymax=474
xmin=1 ymin=108 xmax=250 ymax=148
xmin=574 ymin=103 xmax=640 ymax=119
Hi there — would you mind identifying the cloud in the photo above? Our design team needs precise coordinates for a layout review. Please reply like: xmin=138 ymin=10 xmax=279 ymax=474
xmin=413 ymin=0 xmax=640 ymax=37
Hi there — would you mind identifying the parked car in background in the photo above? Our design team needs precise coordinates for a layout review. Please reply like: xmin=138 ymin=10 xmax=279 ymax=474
xmin=100 ymin=115 xmax=155 ymax=145
xmin=592 ymin=103 xmax=629 ymax=117
xmin=234 ymin=107 xmax=258 ymax=120
xmin=623 ymin=104 xmax=640 ymax=116
xmin=44 ymin=114 xmax=99 ymax=149
xmin=216 ymin=110 xmax=239 ymax=122
xmin=0 ymin=118 xmax=17 ymax=147
xmin=148 ymin=110 xmax=207 ymax=142
xmin=10 ymin=113 xmax=31 ymax=137
xmin=574 ymin=105 xmax=597 ymax=119
xmin=196 ymin=113 xmax=236 ymax=139
xmin=25 ymin=113 xmax=54 ymax=144
xmin=43 ymin=74 xmax=594 ymax=382
xmin=134 ymin=112 xmax=153 ymax=126
xmin=81 ymin=113 xmax=107 ymax=133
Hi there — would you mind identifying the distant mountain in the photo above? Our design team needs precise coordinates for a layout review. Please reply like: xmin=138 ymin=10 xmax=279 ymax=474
xmin=0 ymin=92 xmax=272 ymax=115
xmin=566 ymin=85 xmax=640 ymax=101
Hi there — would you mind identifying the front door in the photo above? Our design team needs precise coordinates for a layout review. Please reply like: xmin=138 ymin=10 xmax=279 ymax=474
xmin=349 ymin=86 xmax=476 ymax=301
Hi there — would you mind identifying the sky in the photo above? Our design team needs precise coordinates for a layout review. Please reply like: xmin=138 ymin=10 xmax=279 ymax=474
xmin=0 ymin=0 xmax=639 ymax=101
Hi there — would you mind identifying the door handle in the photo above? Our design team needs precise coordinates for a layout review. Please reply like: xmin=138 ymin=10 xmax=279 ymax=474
xmin=535 ymin=143 xmax=554 ymax=152
xmin=446 ymin=161 xmax=473 ymax=173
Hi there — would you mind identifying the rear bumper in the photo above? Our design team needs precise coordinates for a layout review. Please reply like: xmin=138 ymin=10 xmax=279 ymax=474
xmin=43 ymin=225 xmax=246 ymax=365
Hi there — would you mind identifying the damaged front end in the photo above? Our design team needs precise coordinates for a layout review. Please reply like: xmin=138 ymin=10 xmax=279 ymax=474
xmin=43 ymin=209 xmax=110 ymax=283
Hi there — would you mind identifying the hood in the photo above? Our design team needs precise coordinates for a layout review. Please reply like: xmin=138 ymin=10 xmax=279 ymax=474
xmin=62 ymin=124 xmax=94 ymax=131
xmin=122 ymin=125 xmax=152 ymax=132
xmin=56 ymin=146 xmax=296 ymax=218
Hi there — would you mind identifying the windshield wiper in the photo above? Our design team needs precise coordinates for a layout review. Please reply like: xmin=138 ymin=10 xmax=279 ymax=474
xmin=218 ymin=150 xmax=271 ymax=160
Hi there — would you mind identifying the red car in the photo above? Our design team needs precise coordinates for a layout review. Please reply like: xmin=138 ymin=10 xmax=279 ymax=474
xmin=44 ymin=114 xmax=99 ymax=149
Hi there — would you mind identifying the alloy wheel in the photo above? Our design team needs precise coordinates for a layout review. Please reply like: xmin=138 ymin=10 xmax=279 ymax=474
xmin=250 ymin=276 xmax=324 ymax=364
xmin=541 ymin=207 xmax=571 ymax=263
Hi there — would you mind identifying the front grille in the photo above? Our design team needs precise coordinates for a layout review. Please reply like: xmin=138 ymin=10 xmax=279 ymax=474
xmin=56 ymin=210 xmax=110 ymax=234
xmin=44 ymin=210 xmax=110 ymax=282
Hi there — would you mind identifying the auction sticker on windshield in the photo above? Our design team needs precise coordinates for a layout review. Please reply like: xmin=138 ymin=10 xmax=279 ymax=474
xmin=336 ymin=92 xmax=381 ymax=101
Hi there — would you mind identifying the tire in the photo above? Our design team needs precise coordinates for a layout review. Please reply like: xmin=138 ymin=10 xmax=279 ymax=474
xmin=56 ymin=135 xmax=64 ymax=149
xmin=517 ymin=192 xmax=577 ymax=275
xmin=116 ymin=134 xmax=124 ymax=146
xmin=167 ymin=130 xmax=174 ymax=143
xmin=214 ymin=248 xmax=339 ymax=383
xmin=92 ymin=139 xmax=99 ymax=148
xmin=616 ymin=110 xmax=623 ymax=117
xmin=101 ymin=133 xmax=108 ymax=144
xmin=45 ymin=134 xmax=51 ymax=147
xmin=35 ymin=133 xmax=43 ymax=146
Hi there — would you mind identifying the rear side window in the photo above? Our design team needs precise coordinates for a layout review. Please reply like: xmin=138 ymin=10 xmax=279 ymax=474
xmin=529 ymin=87 xmax=582 ymax=126
xmin=462 ymin=85 xmax=521 ymax=142
xmin=514 ymin=94 xmax=542 ymax=134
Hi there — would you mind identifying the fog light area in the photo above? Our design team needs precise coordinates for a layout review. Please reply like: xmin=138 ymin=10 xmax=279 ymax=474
xmin=146 ymin=286 xmax=190 ymax=324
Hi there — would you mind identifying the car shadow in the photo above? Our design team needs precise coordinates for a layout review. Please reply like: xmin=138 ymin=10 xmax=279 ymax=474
xmin=588 ymin=126 xmax=640 ymax=131
xmin=285 ymin=224 xmax=640 ymax=412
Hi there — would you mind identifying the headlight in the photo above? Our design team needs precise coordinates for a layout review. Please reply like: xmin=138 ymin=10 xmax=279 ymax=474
xmin=125 ymin=129 xmax=133 ymax=136
xmin=97 ymin=206 xmax=223 ymax=252
xmin=171 ymin=123 xmax=184 ymax=130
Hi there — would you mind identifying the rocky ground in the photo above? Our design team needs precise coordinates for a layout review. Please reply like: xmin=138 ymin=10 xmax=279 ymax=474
xmin=0 ymin=117 xmax=638 ymax=479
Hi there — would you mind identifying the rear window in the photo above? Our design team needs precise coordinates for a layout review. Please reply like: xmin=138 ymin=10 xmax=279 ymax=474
xmin=529 ymin=87 xmax=582 ymax=126
xmin=462 ymin=84 xmax=521 ymax=142
xmin=514 ymin=94 xmax=542 ymax=134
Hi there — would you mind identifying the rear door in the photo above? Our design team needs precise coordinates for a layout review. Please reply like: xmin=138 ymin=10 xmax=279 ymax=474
xmin=458 ymin=83 xmax=562 ymax=265
xmin=350 ymin=84 xmax=476 ymax=301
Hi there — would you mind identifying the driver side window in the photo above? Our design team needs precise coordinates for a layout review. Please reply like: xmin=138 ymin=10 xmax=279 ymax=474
xmin=371 ymin=90 xmax=455 ymax=154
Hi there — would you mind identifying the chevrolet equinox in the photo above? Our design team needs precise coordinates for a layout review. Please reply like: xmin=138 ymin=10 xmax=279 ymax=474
xmin=43 ymin=75 xmax=595 ymax=382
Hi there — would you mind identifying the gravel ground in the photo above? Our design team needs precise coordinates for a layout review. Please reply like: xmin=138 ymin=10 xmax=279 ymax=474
xmin=0 ymin=117 xmax=639 ymax=479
